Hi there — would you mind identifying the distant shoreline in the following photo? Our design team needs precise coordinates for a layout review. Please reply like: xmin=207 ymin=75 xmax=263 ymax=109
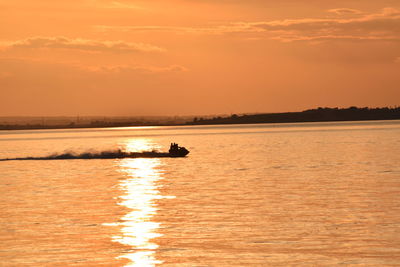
xmin=1 ymin=106 xmax=399 ymax=131
xmin=187 ymin=106 xmax=400 ymax=126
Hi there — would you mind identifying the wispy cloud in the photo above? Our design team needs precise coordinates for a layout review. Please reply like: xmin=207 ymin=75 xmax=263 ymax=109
xmin=84 ymin=64 xmax=188 ymax=74
xmin=0 ymin=57 xmax=188 ymax=80
xmin=250 ymin=7 xmax=400 ymax=42
xmin=98 ymin=1 xmax=145 ymax=10
xmin=327 ymin=8 xmax=363 ymax=15
xmin=0 ymin=36 xmax=164 ymax=53
xmin=95 ymin=8 xmax=400 ymax=43
xmin=94 ymin=24 xmax=261 ymax=35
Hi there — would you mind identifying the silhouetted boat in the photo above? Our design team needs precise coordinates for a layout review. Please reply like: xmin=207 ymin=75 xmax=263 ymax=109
xmin=168 ymin=143 xmax=190 ymax=157
xmin=0 ymin=144 xmax=190 ymax=161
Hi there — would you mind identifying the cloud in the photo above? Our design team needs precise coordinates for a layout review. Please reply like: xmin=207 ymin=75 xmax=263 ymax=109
xmin=0 ymin=58 xmax=187 ymax=82
xmin=327 ymin=8 xmax=362 ymax=15
xmin=96 ymin=1 xmax=145 ymax=10
xmin=0 ymin=36 xmax=164 ymax=53
xmin=84 ymin=64 xmax=188 ymax=74
xmin=95 ymin=8 xmax=400 ymax=43
xmin=94 ymin=24 xmax=259 ymax=35
xmin=247 ymin=8 xmax=400 ymax=42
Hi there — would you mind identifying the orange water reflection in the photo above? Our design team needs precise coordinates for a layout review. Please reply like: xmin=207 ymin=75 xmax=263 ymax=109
xmin=113 ymin=140 xmax=173 ymax=266
xmin=124 ymin=139 xmax=160 ymax=153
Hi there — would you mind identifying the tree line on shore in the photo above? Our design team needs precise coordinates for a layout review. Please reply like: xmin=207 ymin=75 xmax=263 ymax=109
xmin=1 ymin=106 xmax=399 ymax=130
xmin=188 ymin=106 xmax=400 ymax=125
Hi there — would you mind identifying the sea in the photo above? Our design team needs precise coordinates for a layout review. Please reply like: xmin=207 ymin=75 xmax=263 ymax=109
xmin=1 ymin=120 xmax=399 ymax=266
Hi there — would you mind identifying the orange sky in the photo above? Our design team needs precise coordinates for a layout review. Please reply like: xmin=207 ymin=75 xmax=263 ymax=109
xmin=1 ymin=0 xmax=399 ymax=116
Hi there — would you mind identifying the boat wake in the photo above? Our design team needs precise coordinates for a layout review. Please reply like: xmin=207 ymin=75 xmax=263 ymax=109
xmin=0 ymin=149 xmax=180 ymax=161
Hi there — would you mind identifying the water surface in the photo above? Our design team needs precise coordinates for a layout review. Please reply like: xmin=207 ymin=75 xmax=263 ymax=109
xmin=1 ymin=121 xmax=400 ymax=266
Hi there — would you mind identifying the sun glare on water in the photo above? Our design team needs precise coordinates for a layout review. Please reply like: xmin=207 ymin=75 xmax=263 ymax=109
xmin=124 ymin=139 xmax=155 ymax=153
xmin=111 ymin=139 xmax=174 ymax=266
